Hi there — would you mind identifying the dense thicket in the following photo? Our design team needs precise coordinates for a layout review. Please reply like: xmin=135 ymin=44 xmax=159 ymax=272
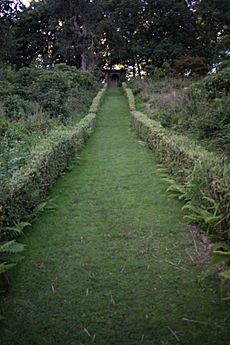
xmin=131 ymin=68 xmax=230 ymax=154
xmin=0 ymin=65 xmax=99 ymax=183
xmin=0 ymin=0 xmax=229 ymax=73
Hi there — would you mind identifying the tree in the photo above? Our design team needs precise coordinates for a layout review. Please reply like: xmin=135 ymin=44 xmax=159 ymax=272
xmin=98 ymin=0 xmax=199 ymax=76
xmin=0 ymin=0 xmax=25 ymax=65
xmin=13 ymin=0 xmax=103 ymax=70
xmin=193 ymin=0 xmax=230 ymax=65
xmin=98 ymin=0 xmax=143 ymax=73
xmin=13 ymin=1 xmax=52 ymax=68
xmin=3 ymin=0 xmax=228 ymax=74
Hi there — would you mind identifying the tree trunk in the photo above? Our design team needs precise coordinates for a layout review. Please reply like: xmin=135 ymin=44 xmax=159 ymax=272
xmin=136 ymin=58 xmax=142 ymax=79
xmin=81 ymin=25 xmax=87 ymax=71
xmin=1 ymin=272 xmax=10 ymax=293
xmin=133 ymin=64 xmax=136 ymax=78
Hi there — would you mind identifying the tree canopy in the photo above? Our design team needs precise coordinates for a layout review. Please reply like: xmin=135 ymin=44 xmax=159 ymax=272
xmin=0 ymin=0 xmax=229 ymax=75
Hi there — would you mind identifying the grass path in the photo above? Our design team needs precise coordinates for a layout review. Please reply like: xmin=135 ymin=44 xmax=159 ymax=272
xmin=0 ymin=88 xmax=229 ymax=345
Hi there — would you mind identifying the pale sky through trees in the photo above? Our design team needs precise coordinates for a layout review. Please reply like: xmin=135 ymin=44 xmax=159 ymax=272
xmin=21 ymin=0 xmax=30 ymax=6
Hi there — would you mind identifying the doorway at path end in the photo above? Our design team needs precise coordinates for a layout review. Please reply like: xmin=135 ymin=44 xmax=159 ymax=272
xmin=105 ymin=69 xmax=126 ymax=87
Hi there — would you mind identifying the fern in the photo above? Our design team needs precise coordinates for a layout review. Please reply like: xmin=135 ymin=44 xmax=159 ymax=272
xmin=27 ymin=199 xmax=57 ymax=223
xmin=182 ymin=195 xmax=223 ymax=233
xmin=163 ymin=176 xmax=191 ymax=202
xmin=0 ymin=240 xmax=25 ymax=263
xmin=5 ymin=222 xmax=31 ymax=239
xmin=0 ymin=262 xmax=15 ymax=274
xmin=0 ymin=240 xmax=25 ymax=282
xmin=166 ymin=183 xmax=190 ymax=201
xmin=208 ymin=243 xmax=230 ymax=300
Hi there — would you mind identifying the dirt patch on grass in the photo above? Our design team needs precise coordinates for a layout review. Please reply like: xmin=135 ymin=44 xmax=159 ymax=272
xmin=184 ymin=224 xmax=212 ymax=270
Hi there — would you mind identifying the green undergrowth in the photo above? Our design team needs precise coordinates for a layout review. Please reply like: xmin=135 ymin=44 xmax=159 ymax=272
xmin=0 ymin=88 xmax=229 ymax=345
xmin=0 ymin=65 xmax=100 ymax=181
xmin=0 ymin=87 xmax=106 ymax=231
xmin=124 ymin=85 xmax=230 ymax=240
xmin=0 ymin=87 xmax=106 ymax=285
xmin=130 ymin=71 xmax=230 ymax=155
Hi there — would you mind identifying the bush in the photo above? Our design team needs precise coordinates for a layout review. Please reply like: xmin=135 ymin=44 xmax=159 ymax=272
xmin=191 ymin=68 xmax=230 ymax=99
xmin=145 ymin=62 xmax=174 ymax=78
xmin=123 ymin=85 xmax=230 ymax=240
xmin=174 ymin=56 xmax=208 ymax=76
xmin=15 ymin=67 xmax=41 ymax=87
xmin=0 ymin=65 xmax=100 ymax=122
xmin=3 ymin=95 xmax=30 ymax=120
xmin=129 ymin=70 xmax=230 ymax=155
xmin=0 ymin=81 xmax=17 ymax=98
xmin=0 ymin=66 xmax=101 ymax=182
xmin=0 ymin=86 xmax=106 ymax=231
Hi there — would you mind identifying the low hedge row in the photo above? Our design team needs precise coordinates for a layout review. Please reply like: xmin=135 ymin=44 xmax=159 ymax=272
xmin=123 ymin=84 xmax=230 ymax=238
xmin=0 ymin=86 xmax=106 ymax=231
xmin=89 ymin=87 xmax=107 ymax=113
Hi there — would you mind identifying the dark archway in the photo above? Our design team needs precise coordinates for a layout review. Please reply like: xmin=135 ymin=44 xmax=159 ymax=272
xmin=105 ymin=69 xmax=126 ymax=87
xmin=110 ymin=74 xmax=119 ymax=87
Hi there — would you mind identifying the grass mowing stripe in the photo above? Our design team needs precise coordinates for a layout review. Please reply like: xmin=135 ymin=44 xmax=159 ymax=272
xmin=0 ymin=88 xmax=229 ymax=345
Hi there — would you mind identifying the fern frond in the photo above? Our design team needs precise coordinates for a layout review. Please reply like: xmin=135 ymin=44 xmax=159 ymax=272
xmin=0 ymin=262 xmax=16 ymax=274
xmin=0 ymin=241 xmax=25 ymax=254
xmin=5 ymin=222 xmax=31 ymax=237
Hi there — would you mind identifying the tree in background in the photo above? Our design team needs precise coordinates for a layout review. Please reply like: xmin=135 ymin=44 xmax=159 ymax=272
xmin=193 ymin=0 xmax=230 ymax=66
xmin=1 ymin=0 xmax=229 ymax=75
xmin=139 ymin=0 xmax=199 ymax=72
xmin=100 ymin=0 xmax=201 ymax=77
xmin=12 ymin=0 xmax=102 ymax=70
xmin=98 ymin=0 xmax=145 ymax=76
xmin=12 ymin=1 xmax=51 ymax=68
xmin=0 ymin=0 xmax=25 ymax=66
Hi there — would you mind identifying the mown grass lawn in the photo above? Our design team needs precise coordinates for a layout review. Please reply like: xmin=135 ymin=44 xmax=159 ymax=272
xmin=0 ymin=88 xmax=229 ymax=345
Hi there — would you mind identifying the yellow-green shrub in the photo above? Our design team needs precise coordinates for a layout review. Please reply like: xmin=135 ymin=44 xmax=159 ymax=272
xmin=89 ymin=86 xmax=107 ymax=113
xmin=123 ymin=84 xmax=136 ymax=112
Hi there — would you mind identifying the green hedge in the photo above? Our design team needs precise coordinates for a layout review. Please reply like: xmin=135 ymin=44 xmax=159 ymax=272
xmin=123 ymin=84 xmax=230 ymax=238
xmin=0 ymin=86 xmax=106 ymax=230
xmin=89 ymin=87 xmax=107 ymax=113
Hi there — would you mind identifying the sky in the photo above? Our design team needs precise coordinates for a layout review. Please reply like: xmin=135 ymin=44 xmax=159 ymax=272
xmin=21 ymin=0 xmax=31 ymax=6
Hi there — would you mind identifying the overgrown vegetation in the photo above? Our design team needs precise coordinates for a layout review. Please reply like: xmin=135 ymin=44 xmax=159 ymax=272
xmin=123 ymin=83 xmax=230 ymax=239
xmin=0 ymin=64 xmax=99 ymax=182
xmin=130 ymin=68 xmax=230 ymax=155
xmin=0 ymin=72 xmax=105 ymax=290
xmin=0 ymin=88 xmax=229 ymax=345
xmin=124 ymin=83 xmax=230 ymax=294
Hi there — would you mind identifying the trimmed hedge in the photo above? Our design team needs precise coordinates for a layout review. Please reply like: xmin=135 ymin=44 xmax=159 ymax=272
xmin=123 ymin=84 xmax=230 ymax=238
xmin=0 ymin=86 xmax=107 ymax=230
xmin=89 ymin=88 xmax=107 ymax=113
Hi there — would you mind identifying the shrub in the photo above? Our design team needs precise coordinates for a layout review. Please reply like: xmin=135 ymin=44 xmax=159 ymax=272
xmin=0 ymin=86 xmax=106 ymax=231
xmin=174 ymin=56 xmax=208 ymax=76
xmin=27 ymin=67 xmax=99 ymax=120
xmin=191 ymin=67 xmax=230 ymax=99
xmin=3 ymin=95 xmax=30 ymax=120
xmin=129 ymin=70 xmax=230 ymax=155
xmin=0 ymin=81 xmax=17 ymax=98
xmin=123 ymin=85 xmax=230 ymax=240
xmin=0 ymin=65 xmax=100 ymax=122
xmin=145 ymin=62 xmax=174 ymax=78
xmin=15 ymin=67 xmax=41 ymax=87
